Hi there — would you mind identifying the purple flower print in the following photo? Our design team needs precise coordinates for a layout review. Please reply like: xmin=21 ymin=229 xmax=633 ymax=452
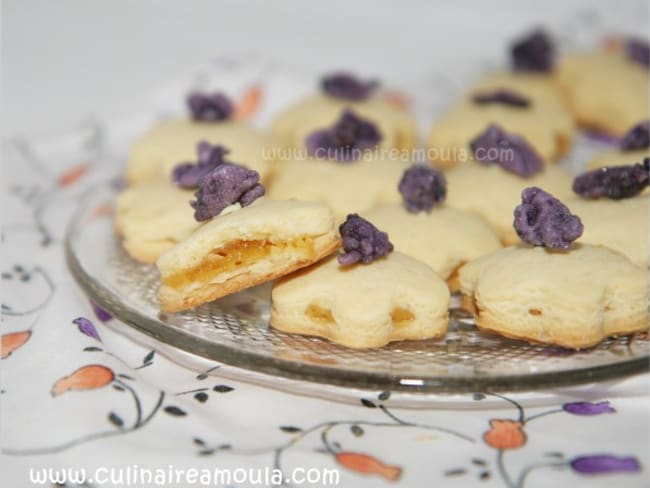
xmin=91 ymin=301 xmax=112 ymax=322
xmin=73 ymin=317 xmax=101 ymax=342
xmin=562 ymin=401 xmax=616 ymax=416
xmin=570 ymin=455 xmax=640 ymax=474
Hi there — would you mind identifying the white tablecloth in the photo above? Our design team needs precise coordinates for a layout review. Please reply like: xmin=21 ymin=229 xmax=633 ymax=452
xmin=2 ymin=43 xmax=649 ymax=488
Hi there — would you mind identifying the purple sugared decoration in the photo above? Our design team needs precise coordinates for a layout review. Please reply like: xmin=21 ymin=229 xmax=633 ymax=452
xmin=338 ymin=214 xmax=393 ymax=266
xmin=321 ymin=72 xmax=378 ymax=101
xmin=305 ymin=109 xmax=383 ymax=162
xmin=511 ymin=29 xmax=555 ymax=72
xmin=191 ymin=164 xmax=264 ymax=221
xmin=570 ymin=455 xmax=641 ymax=475
xmin=572 ymin=159 xmax=649 ymax=200
xmin=398 ymin=165 xmax=447 ymax=213
xmin=172 ymin=142 xmax=230 ymax=189
xmin=238 ymin=183 xmax=265 ymax=206
xmin=73 ymin=317 xmax=102 ymax=342
xmin=470 ymin=124 xmax=543 ymax=177
xmin=187 ymin=92 xmax=234 ymax=122
xmin=473 ymin=89 xmax=531 ymax=108
xmin=91 ymin=301 xmax=112 ymax=322
xmin=625 ymin=38 xmax=650 ymax=67
xmin=619 ymin=120 xmax=650 ymax=152
xmin=563 ymin=401 xmax=616 ymax=415
xmin=514 ymin=187 xmax=583 ymax=249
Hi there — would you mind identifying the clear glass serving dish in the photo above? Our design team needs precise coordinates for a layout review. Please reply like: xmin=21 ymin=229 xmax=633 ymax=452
xmin=65 ymin=183 xmax=649 ymax=393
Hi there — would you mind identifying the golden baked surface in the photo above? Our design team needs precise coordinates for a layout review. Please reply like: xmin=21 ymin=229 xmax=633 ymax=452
xmin=555 ymin=51 xmax=649 ymax=136
xmin=126 ymin=118 xmax=273 ymax=185
xmin=156 ymin=199 xmax=339 ymax=312
xmin=270 ymin=93 xmax=417 ymax=152
xmin=364 ymin=204 xmax=501 ymax=285
xmin=444 ymin=162 xmax=573 ymax=245
xmin=427 ymin=71 xmax=575 ymax=167
xmin=459 ymin=244 xmax=649 ymax=349
xmin=271 ymin=252 xmax=450 ymax=349
xmin=115 ymin=178 xmax=205 ymax=263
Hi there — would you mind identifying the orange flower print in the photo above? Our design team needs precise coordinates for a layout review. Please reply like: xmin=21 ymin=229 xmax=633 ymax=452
xmin=483 ymin=419 xmax=527 ymax=450
xmin=51 ymin=364 xmax=115 ymax=397
xmin=57 ymin=163 xmax=89 ymax=188
xmin=335 ymin=451 xmax=402 ymax=481
xmin=89 ymin=203 xmax=113 ymax=220
xmin=1 ymin=330 xmax=31 ymax=359
xmin=234 ymin=85 xmax=262 ymax=120
xmin=383 ymin=90 xmax=410 ymax=111
xmin=602 ymin=35 xmax=623 ymax=52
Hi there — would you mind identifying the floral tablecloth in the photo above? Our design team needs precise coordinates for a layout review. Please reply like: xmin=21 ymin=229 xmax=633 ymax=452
xmin=2 ymin=58 xmax=649 ymax=488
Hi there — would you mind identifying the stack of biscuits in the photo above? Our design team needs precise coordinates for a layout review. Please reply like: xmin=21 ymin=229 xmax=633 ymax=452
xmin=115 ymin=30 xmax=649 ymax=349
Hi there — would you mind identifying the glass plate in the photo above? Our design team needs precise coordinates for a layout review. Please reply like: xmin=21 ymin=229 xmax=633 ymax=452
xmin=65 ymin=183 xmax=649 ymax=393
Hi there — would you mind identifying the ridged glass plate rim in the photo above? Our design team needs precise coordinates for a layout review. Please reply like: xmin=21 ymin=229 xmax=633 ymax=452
xmin=64 ymin=183 xmax=650 ymax=393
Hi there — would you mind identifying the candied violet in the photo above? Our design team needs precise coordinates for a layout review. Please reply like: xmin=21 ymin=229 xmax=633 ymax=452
xmin=473 ymin=89 xmax=531 ymax=108
xmin=470 ymin=124 xmax=543 ymax=177
xmin=187 ymin=92 xmax=234 ymax=122
xmin=514 ymin=187 xmax=583 ymax=249
xmin=172 ymin=141 xmax=230 ymax=189
xmin=619 ymin=120 xmax=649 ymax=152
xmin=321 ymin=72 xmax=378 ymax=101
xmin=572 ymin=159 xmax=649 ymax=200
xmin=625 ymin=38 xmax=650 ymax=67
xmin=338 ymin=214 xmax=393 ymax=265
xmin=398 ymin=165 xmax=447 ymax=213
xmin=191 ymin=164 xmax=264 ymax=221
xmin=305 ymin=109 xmax=383 ymax=162
xmin=511 ymin=29 xmax=555 ymax=72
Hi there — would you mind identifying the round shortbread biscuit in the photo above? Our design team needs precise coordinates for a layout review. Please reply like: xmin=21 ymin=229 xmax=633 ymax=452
xmin=459 ymin=244 xmax=649 ymax=349
xmin=267 ymin=158 xmax=410 ymax=222
xmin=586 ymin=148 xmax=648 ymax=170
xmin=364 ymin=204 xmax=501 ymax=288
xmin=126 ymin=118 xmax=274 ymax=185
xmin=115 ymin=179 xmax=205 ymax=263
xmin=271 ymin=252 xmax=450 ymax=349
xmin=471 ymin=71 xmax=569 ymax=108
xmin=567 ymin=195 xmax=648 ymax=268
xmin=270 ymin=94 xmax=417 ymax=153
xmin=555 ymin=51 xmax=649 ymax=136
xmin=444 ymin=162 xmax=574 ymax=245
xmin=156 ymin=199 xmax=339 ymax=313
xmin=427 ymin=72 xmax=575 ymax=168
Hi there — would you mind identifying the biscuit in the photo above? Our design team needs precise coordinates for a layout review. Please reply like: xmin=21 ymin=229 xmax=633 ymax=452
xmin=472 ymin=71 xmax=568 ymax=108
xmin=555 ymin=51 xmax=649 ymax=136
xmin=427 ymin=73 xmax=574 ymax=167
xmin=267 ymin=158 xmax=410 ymax=221
xmin=459 ymin=244 xmax=649 ymax=349
xmin=473 ymin=71 xmax=573 ymax=151
xmin=115 ymin=179 xmax=205 ymax=263
xmin=364 ymin=204 xmax=501 ymax=289
xmin=271 ymin=252 xmax=450 ymax=348
xmin=126 ymin=118 xmax=273 ymax=185
xmin=444 ymin=162 xmax=573 ymax=244
xmin=156 ymin=199 xmax=339 ymax=312
xmin=586 ymin=148 xmax=649 ymax=170
xmin=567 ymin=195 xmax=648 ymax=268
xmin=270 ymin=94 xmax=417 ymax=152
